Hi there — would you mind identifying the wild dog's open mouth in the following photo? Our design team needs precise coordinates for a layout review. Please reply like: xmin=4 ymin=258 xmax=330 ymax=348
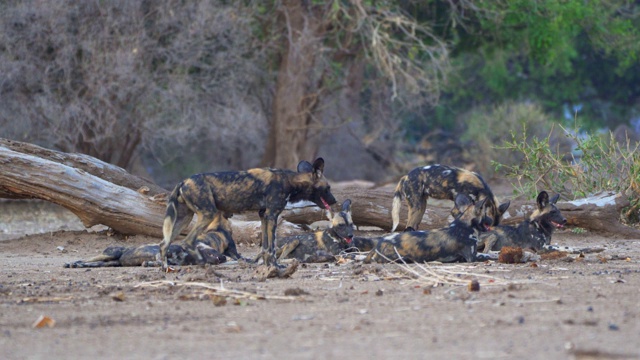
xmin=344 ymin=236 xmax=353 ymax=244
xmin=551 ymin=221 xmax=565 ymax=228
xmin=321 ymin=197 xmax=331 ymax=211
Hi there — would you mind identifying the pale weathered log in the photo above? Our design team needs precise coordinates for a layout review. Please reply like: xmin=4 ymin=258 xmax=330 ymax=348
xmin=279 ymin=185 xmax=640 ymax=239
xmin=0 ymin=145 xmax=166 ymax=237
xmin=0 ymin=138 xmax=166 ymax=197
xmin=2 ymin=140 xmax=639 ymax=239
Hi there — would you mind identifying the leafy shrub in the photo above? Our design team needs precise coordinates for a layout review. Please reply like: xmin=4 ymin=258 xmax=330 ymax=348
xmin=460 ymin=101 xmax=570 ymax=178
xmin=493 ymin=123 xmax=640 ymax=223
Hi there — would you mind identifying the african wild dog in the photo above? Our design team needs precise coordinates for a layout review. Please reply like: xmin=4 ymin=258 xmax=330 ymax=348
xmin=478 ymin=191 xmax=566 ymax=253
xmin=365 ymin=193 xmax=489 ymax=264
xmin=64 ymin=243 xmax=223 ymax=268
xmin=270 ymin=199 xmax=355 ymax=263
xmin=159 ymin=158 xmax=336 ymax=269
xmin=66 ymin=212 xmax=236 ymax=268
xmin=391 ymin=164 xmax=510 ymax=232
xmin=192 ymin=211 xmax=242 ymax=261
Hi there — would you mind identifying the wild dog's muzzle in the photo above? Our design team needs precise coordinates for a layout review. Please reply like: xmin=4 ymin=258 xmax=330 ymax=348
xmin=551 ymin=219 xmax=567 ymax=228
xmin=343 ymin=235 xmax=353 ymax=244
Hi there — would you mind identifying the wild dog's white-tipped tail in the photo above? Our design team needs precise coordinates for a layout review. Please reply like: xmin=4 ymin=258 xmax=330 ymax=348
xmin=391 ymin=196 xmax=401 ymax=232
xmin=391 ymin=176 xmax=406 ymax=232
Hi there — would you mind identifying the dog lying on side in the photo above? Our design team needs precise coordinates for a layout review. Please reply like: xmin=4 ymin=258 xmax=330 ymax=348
xmin=478 ymin=191 xmax=566 ymax=253
xmin=160 ymin=158 xmax=336 ymax=269
xmin=66 ymin=212 xmax=239 ymax=268
xmin=64 ymin=243 xmax=227 ymax=268
xmin=365 ymin=193 xmax=489 ymax=264
xmin=270 ymin=199 xmax=355 ymax=263
xmin=391 ymin=164 xmax=510 ymax=232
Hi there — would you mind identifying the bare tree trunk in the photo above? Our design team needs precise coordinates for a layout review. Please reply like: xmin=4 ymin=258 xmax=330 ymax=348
xmin=261 ymin=1 xmax=323 ymax=169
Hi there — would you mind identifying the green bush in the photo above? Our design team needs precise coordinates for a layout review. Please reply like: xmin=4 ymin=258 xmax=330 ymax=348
xmin=460 ymin=102 xmax=570 ymax=178
xmin=493 ymin=123 xmax=640 ymax=223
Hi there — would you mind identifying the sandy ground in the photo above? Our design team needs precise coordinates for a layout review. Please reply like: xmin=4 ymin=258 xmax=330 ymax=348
xmin=1 ymin=201 xmax=640 ymax=360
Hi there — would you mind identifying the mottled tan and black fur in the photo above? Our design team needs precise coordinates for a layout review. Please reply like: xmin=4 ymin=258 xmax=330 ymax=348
xmin=365 ymin=194 xmax=489 ymax=264
xmin=478 ymin=191 xmax=566 ymax=253
xmin=160 ymin=158 xmax=336 ymax=268
xmin=350 ymin=237 xmax=379 ymax=252
xmin=391 ymin=164 xmax=510 ymax=232
xmin=67 ymin=212 xmax=236 ymax=268
xmin=272 ymin=199 xmax=354 ymax=263
xmin=64 ymin=244 xmax=211 ymax=268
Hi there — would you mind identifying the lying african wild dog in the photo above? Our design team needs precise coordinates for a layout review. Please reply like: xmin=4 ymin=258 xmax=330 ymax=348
xmin=391 ymin=164 xmax=510 ymax=232
xmin=64 ymin=243 xmax=226 ymax=268
xmin=365 ymin=193 xmax=489 ymax=264
xmin=267 ymin=199 xmax=355 ymax=263
xmin=66 ymin=212 xmax=237 ymax=268
xmin=160 ymin=158 xmax=336 ymax=269
xmin=478 ymin=191 xmax=566 ymax=253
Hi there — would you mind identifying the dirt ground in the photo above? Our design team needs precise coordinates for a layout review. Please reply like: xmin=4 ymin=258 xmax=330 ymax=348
xmin=1 ymin=200 xmax=640 ymax=360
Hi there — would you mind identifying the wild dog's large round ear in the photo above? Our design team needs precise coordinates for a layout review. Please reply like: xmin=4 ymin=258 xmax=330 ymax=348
xmin=498 ymin=200 xmax=511 ymax=214
xmin=454 ymin=193 xmax=473 ymax=210
xmin=297 ymin=160 xmax=313 ymax=173
xmin=312 ymin=157 xmax=325 ymax=177
xmin=537 ymin=191 xmax=550 ymax=208
xmin=341 ymin=199 xmax=352 ymax=213
xmin=550 ymin=194 xmax=560 ymax=204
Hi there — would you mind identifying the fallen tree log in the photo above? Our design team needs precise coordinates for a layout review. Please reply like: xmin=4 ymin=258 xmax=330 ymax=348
xmin=0 ymin=138 xmax=166 ymax=198
xmin=0 ymin=143 xmax=166 ymax=237
xmin=277 ymin=184 xmax=640 ymax=239
xmin=2 ymin=139 xmax=639 ymax=239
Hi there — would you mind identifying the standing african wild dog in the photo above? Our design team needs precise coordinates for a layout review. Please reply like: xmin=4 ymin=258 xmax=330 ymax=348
xmin=391 ymin=164 xmax=510 ymax=232
xmin=66 ymin=212 xmax=235 ymax=268
xmin=271 ymin=199 xmax=355 ymax=263
xmin=478 ymin=191 xmax=566 ymax=253
xmin=159 ymin=158 xmax=336 ymax=268
xmin=365 ymin=193 xmax=489 ymax=264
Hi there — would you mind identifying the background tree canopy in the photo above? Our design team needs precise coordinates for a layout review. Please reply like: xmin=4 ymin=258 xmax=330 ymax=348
xmin=1 ymin=0 xmax=638 ymax=187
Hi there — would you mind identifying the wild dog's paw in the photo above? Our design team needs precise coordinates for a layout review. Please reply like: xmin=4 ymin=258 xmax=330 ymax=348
xmin=277 ymin=259 xmax=299 ymax=278
xmin=142 ymin=260 xmax=163 ymax=267
xmin=64 ymin=261 xmax=84 ymax=268
xmin=253 ymin=260 xmax=299 ymax=282
xmin=475 ymin=253 xmax=499 ymax=262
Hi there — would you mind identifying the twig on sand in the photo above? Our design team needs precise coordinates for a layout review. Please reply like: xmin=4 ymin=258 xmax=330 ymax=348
xmin=377 ymin=248 xmax=515 ymax=288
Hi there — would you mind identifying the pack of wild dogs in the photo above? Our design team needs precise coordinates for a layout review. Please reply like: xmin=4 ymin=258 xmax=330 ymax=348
xmin=67 ymin=160 xmax=569 ymax=270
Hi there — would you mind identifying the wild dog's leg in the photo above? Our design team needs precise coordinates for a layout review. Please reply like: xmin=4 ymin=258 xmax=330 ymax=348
xmin=304 ymin=250 xmax=336 ymax=263
xmin=277 ymin=239 xmax=300 ymax=260
xmin=164 ymin=182 xmax=219 ymax=267
xmin=64 ymin=246 xmax=126 ymax=268
xmin=159 ymin=184 xmax=194 ymax=268
xmin=261 ymin=211 xmax=283 ymax=268
xmin=405 ymin=195 xmax=428 ymax=231
xmin=65 ymin=260 xmax=122 ymax=268
xmin=481 ymin=235 xmax=498 ymax=253
xmin=223 ymin=237 xmax=242 ymax=260
xmin=363 ymin=249 xmax=377 ymax=263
